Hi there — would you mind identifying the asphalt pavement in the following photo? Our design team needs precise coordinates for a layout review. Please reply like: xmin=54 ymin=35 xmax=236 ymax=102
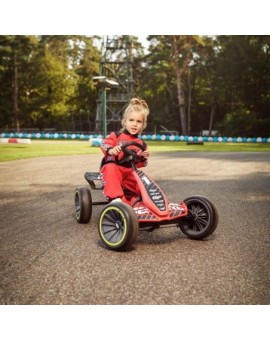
xmin=0 ymin=152 xmax=269 ymax=304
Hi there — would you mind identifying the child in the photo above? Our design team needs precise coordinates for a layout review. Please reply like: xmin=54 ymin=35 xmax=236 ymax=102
xmin=100 ymin=98 xmax=150 ymax=203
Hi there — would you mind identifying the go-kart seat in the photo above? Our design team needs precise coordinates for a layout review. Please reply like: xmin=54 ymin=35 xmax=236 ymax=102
xmin=99 ymin=157 xmax=106 ymax=170
xmin=84 ymin=157 xmax=106 ymax=190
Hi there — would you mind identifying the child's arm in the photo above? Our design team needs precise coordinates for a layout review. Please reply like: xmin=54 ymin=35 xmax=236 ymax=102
xmin=100 ymin=133 xmax=118 ymax=156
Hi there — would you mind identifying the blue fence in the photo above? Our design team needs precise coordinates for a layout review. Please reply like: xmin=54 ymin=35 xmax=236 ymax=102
xmin=0 ymin=132 xmax=269 ymax=143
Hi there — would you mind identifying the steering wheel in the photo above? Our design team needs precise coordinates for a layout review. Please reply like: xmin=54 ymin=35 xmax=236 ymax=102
xmin=118 ymin=141 xmax=146 ymax=165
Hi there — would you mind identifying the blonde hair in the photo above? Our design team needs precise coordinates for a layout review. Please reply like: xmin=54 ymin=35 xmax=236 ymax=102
xmin=121 ymin=98 xmax=149 ymax=132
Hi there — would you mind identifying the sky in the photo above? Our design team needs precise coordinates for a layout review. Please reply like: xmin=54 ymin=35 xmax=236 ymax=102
xmin=138 ymin=36 xmax=150 ymax=52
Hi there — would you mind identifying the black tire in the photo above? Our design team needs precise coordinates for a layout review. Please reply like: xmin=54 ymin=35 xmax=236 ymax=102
xmin=98 ymin=202 xmax=138 ymax=251
xmin=74 ymin=186 xmax=92 ymax=223
xmin=179 ymin=195 xmax=218 ymax=239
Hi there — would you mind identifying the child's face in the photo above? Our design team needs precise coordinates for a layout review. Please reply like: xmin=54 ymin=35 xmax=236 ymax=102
xmin=124 ymin=111 xmax=144 ymax=135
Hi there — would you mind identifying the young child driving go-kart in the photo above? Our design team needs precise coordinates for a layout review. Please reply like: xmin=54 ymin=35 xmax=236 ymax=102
xmin=75 ymin=98 xmax=218 ymax=251
xmin=100 ymin=97 xmax=150 ymax=204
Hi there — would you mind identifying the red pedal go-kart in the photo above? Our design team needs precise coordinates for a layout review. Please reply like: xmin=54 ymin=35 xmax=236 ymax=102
xmin=75 ymin=142 xmax=218 ymax=251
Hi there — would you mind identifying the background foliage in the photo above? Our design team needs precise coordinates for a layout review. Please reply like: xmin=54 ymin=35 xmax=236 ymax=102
xmin=0 ymin=35 xmax=269 ymax=136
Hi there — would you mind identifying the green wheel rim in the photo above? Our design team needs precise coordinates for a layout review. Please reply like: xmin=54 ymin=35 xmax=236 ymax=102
xmin=99 ymin=206 xmax=127 ymax=247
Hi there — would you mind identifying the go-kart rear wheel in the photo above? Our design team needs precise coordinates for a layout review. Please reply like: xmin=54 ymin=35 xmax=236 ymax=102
xmin=179 ymin=195 xmax=218 ymax=239
xmin=98 ymin=202 xmax=138 ymax=251
xmin=74 ymin=186 xmax=92 ymax=223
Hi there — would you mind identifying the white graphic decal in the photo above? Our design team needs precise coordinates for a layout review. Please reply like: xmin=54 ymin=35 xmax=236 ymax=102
xmin=134 ymin=207 xmax=150 ymax=215
xmin=169 ymin=203 xmax=185 ymax=211
xmin=142 ymin=176 xmax=150 ymax=185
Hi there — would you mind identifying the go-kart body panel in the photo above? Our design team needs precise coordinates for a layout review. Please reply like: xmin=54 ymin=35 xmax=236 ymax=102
xmin=133 ymin=170 xmax=169 ymax=216
xmin=131 ymin=169 xmax=188 ymax=222
xmin=133 ymin=201 xmax=188 ymax=223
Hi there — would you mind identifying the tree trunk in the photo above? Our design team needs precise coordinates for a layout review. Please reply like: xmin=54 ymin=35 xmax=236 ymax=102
xmin=187 ymin=67 xmax=192 ymax=135
xmin=13 ymin=53 xmax=20 ymax=132
xmin=172 ymin=36 xmax=187 ymax=136
xmin=208 ymin=99 xmax=215 ymax=137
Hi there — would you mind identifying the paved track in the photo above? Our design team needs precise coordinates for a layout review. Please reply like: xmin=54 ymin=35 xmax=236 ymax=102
xmin=0 ymin=152 xmax=269 ymax=304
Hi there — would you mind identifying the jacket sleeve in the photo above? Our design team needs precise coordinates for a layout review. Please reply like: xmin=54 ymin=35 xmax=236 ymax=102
xmin=100 ymin=132 xmax=118 ymax=161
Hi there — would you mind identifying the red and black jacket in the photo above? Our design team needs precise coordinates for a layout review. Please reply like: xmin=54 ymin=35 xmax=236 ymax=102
xmin=100 ymin=130 xmax=148 ymax=168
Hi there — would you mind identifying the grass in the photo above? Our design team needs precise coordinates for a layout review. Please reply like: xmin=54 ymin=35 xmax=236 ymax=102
xmin=0 ymin=140 xmax=269 ymax=162
xmin=0 ymin=140 xmax=99 ymax=162
xmin=147 ymin=141 xmax=270 ymax=152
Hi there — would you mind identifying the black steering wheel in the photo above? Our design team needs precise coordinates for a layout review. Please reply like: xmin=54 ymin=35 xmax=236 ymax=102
xmin=118 ymin=141 xmax=146 ymax=165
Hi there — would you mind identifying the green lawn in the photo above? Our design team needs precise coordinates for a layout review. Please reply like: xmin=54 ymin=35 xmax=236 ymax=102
xmin=0 ymin=140 xmax=269 ymax=162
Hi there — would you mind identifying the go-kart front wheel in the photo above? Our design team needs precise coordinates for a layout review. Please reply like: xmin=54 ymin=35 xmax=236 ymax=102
xmin=179 ymin=195 xmax=218 ymax=239
xmin=74 ymin=186 xmax=92 ymax=223
xmin=98 ymin=202 xmax=138 ymax=251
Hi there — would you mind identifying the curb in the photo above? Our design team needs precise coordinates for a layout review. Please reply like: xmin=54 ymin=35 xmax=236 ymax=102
xmin=0 ymin=138 xmax=31 ymax=144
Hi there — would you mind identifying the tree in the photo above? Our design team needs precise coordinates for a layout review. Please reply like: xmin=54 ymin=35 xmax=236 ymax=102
xmin=1 ymin=35 xmax=269 ymax=136
xmin=68 ymin=36 xmax=100 ymax=130
xmin=171 ymin=36 xmax=188 ymax=135
xmin=137 ymin=36 xmax=176 ymax=133
xmin=0 ymin=35 xmax=38 ymax=130
xmin=141 ymin=35 xmax=205 ymax=135
xmin=211 ymin=35 xmax=270 ymax=136
xmin=0 ymin=35 xmax=100 ymax=131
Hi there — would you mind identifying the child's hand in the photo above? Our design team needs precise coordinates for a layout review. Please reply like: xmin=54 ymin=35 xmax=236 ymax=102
xmin=108 ymin=145 xmax=122 ymax=156
xmin=140 ymin=148 xmax=149 ymax=158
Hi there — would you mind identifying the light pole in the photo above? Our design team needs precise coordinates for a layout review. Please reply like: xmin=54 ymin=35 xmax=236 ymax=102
xmin=92 ymin=76 xmax=119 ymax=138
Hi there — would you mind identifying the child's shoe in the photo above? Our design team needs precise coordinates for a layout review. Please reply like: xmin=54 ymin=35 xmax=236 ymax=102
xmin=110 ymin=198 xmax=122 ymax=203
